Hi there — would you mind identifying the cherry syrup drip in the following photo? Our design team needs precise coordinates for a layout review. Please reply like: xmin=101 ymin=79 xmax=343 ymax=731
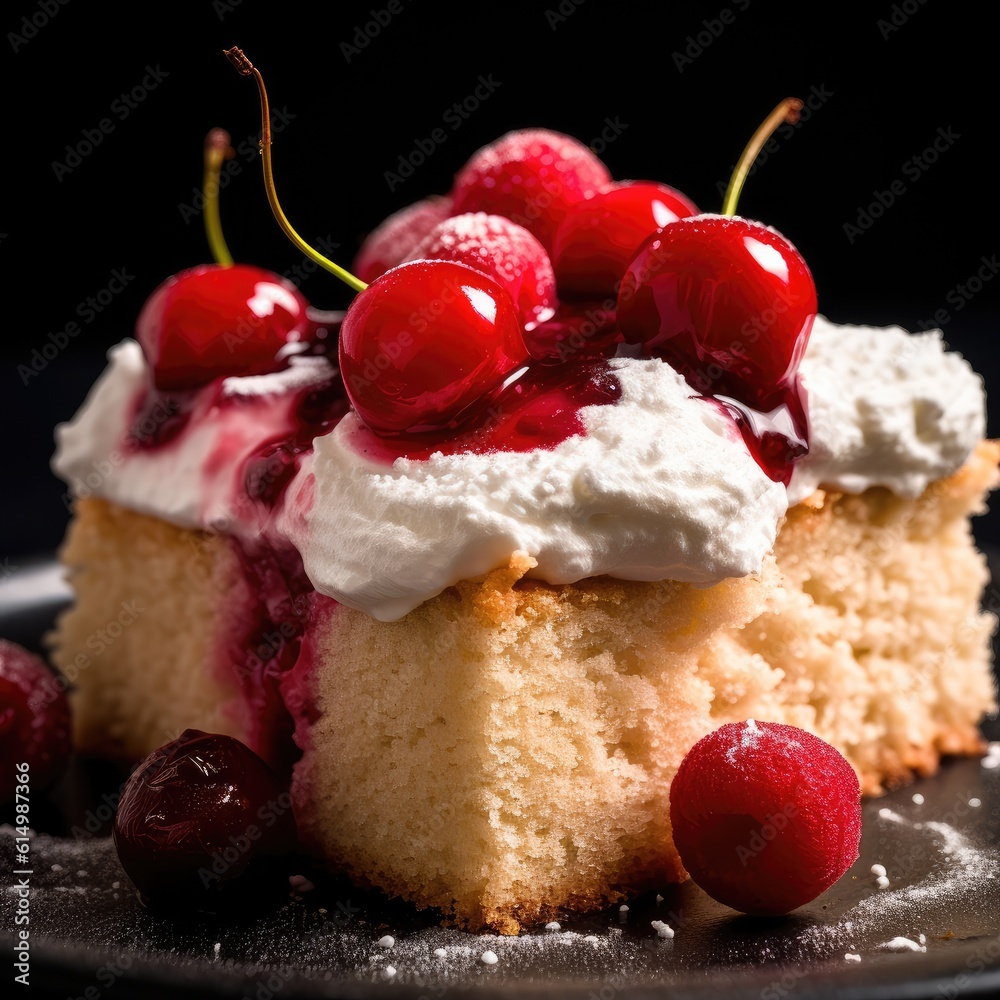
xmin=525 ymin=298 xmax=622 ymax=363
xmin=707 ymin=382 xmax=809 ymax=486
xmin=346 ymin=359 xmax=622 ymax=463
xmin=129 ymin=386 xmax=202 ymax=449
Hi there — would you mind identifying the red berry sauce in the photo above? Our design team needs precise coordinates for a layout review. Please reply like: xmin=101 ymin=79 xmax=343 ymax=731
xmin=343 ymin=359 xmax=621 ymax=463
xmin=669 ymin=720 xmax=862 ymax=916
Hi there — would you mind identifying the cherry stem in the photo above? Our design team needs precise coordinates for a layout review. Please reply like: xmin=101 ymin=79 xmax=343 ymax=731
xmin=203 ymin=128 xmax=235 ymax=267
xmin=223 ymin=46 xmax=367 ymax=294
xmin=721 ymin=98 xmax=804 ymax=217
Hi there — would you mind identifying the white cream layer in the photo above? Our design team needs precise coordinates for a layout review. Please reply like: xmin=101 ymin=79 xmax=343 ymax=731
xmin=52 ymin=317 xmax=987 ymax=620
xmin=280 ymin=359 xmax=787 ymax=620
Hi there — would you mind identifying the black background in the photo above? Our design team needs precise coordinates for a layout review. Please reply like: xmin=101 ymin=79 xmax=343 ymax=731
xmin=2 ymin=0 xmax=996 ymax=561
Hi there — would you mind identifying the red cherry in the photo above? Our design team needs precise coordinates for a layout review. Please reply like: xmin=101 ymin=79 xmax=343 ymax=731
xmin=552 ymin=180 xmax=699 ymax=297
xmin=617 ymin=215 xmax=816 ymax=402
xmin=339 ymin=260 xmax=528 ymax=435
xmin=405 ymin=212 xmax=556 ymax=328
xmin=112 ymin=729 xmax=297 ymax=909
xmin=616 ymin=214 xmax=815 ymax=482
xmin=669 ymin=720 xmax=861 ymax=916
xmin=353 ymin=194 xmax=455 ymax=283
xmin=0 ymin=640 xmax=72 ymax=802
xmin=451 ymin=128 xmax=611 ymax=253
xmin=136 ymin=264 xmax=311 ymax=391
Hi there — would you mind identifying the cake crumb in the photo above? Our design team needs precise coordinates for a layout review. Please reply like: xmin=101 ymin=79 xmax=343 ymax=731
xmin=383 ymin=965 xmax=396 ymax=979
xmin=481 ymin=950 xmax=499 ymax=965
xmin=377 ymin=935 xmax=395 ymax=949
xmin=912 ymin=793 xmax=925 ymax=805
xmin=289 ymin=874 xmax=315 ymax=893
xmin=870 ymin=864 xmax=887 ymax=878
xmin=651 ymin=920 xmax=674 ymax=939
xmin=845 ymin=953 xmax=861 ymax=962
xmin=655 ymin=894 xmax=664 ymax=903
xmin=545 ymin=921 xmax=561 ymax=931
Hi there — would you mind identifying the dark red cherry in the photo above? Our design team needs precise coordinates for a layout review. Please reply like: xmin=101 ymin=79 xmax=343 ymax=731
xmin=0 ymin=640 xmax=72 ymax=803
xmin=669 ymin=720 xmax=861 ymax=916
xmin=137 ymin=264 xmax=311 ymax=390
xmin=339 ymin=259 xmax=528 ymax=436
xmin=405 ymin=212 xmax=556 ymax=328
xmin=450 ymin=129 xmax=611 ymax=253
xmin=552 ymin=181 xmax=699 ymax=297
xmin=353 ymin=194 xmax=454 ymax=283
xmin=616 ymin=214 xmax=817 ymax=406
xmin=112 ymin=729 xmax=297 ymax=909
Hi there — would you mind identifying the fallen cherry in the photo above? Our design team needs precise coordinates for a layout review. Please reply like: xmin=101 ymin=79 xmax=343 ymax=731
xmin=669 ymin=720 xmax=861 ymax=916
xmin=0 ymin=640 xmax=72 ymax=803
xmin=113 ymin=729 xmax=297 ymax=909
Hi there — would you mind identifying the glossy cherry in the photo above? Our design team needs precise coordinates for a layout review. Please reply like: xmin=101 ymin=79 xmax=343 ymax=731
xmin=669 ymin=720 xmax=861 ymax=916
xmin=617 ymin=215 xmax=816 ymax=402
xmin=353 ymin=194 xmax=454 ymax=283
xmin=405 ymin=212 xmax=557 ymax=328
xmin=339 ymin=259 xmax=528 ymax=436
xmin=552 ymin=181 xmax=700 ymax=297
xmin=0 ymin=640 xmax=72 ymax=803
xmin=113 ymin=729 xmax=297 ymax=909
xmin=450 ymin=128 xmax=611 ymax=253
xmin=137 ymin=263 xmax=311 ymax=390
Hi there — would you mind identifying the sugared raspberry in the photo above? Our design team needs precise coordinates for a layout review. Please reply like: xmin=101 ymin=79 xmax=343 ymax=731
xmin=353 ymin=194 xmax=454 ymax=283
xmin=0 ymin=639 xmax=72 ymax=802
xmin=405 ymin=212 xmax=556 ymax=327
xmin=669 ymin=720 xmax=861 ymax=915
xmin=450 ymin=129 xmax=611 ymax=253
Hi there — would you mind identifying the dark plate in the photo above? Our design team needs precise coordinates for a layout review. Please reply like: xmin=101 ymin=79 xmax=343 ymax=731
xmin=2 ymin=561 xmax=999 ymax=1000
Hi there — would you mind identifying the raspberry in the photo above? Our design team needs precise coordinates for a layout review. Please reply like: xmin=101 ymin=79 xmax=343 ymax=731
xmin=0 ymin=640 xmax=72 ymax=802
xmin=353 ymin=194 xmax=454 ymax=283
xmin=668 ymin=720 xmax=861 ymax=915
xmin=405 ymin=212 xmax=556 ymax=327
xmin=450 ymin=129 xmax=611 ymax=253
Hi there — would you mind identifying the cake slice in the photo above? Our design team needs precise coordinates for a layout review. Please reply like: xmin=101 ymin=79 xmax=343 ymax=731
xmin=51 ymin=435 xmax=998 ymax=931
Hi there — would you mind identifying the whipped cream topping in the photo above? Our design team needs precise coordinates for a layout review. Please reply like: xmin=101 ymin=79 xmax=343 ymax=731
xmin=53 ymin=340 xmax=333 ymax=538
xmin=788 ymin=316 xmax=986 ymax=504
xmin=52 ymin=316 xmax=987 ymax=621
xmin=279 ymin=360 xmax=787 ymax=620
